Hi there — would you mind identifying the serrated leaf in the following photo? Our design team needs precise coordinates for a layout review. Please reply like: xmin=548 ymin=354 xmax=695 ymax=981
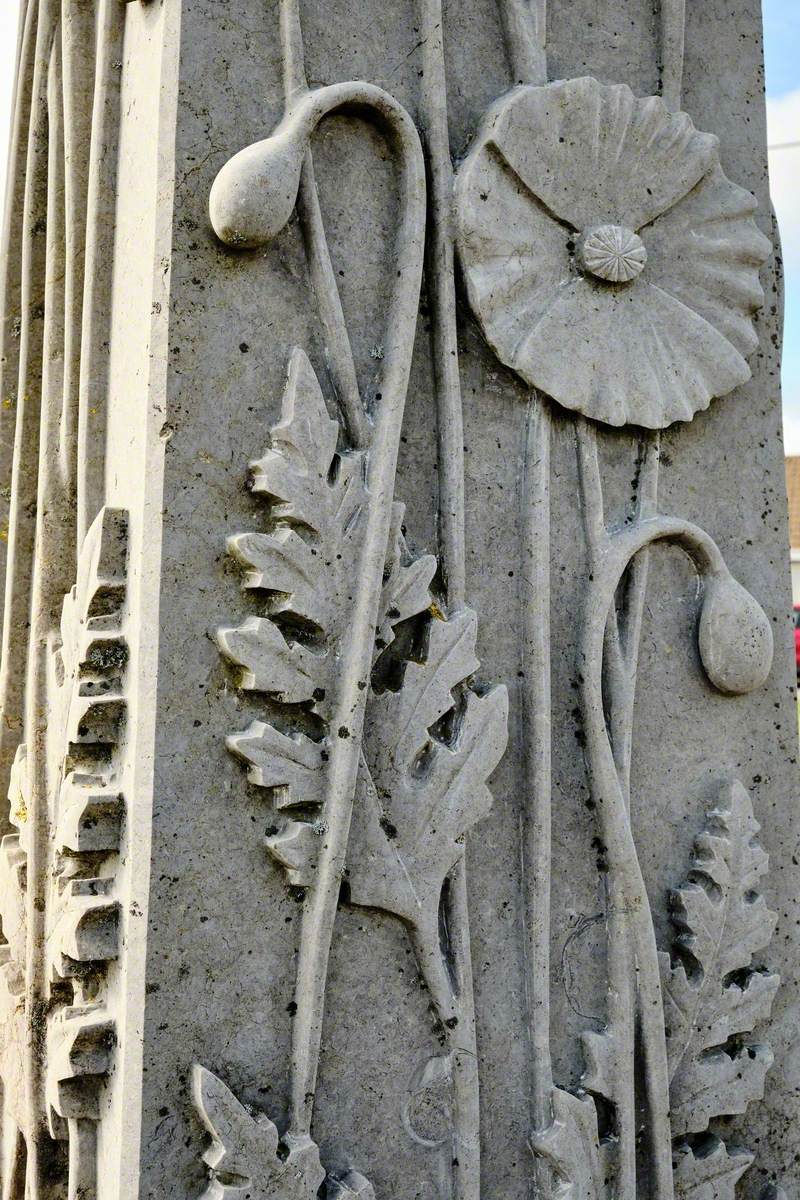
xmin=671 ymin=1043 xmax=774 ymax=1137
xmin=375 ymin=503 xmax=436 ymax=653
xmin=216 ymin=617 xmax=325 ymax=703
xmin=347 ymin=609 xmax=508 ymax=928
xmin=192 ymin=1064 xmax=326 ymax=1200
xmin=580 ymin=1029 xmax=624 ymax=1107
xmin=264 ymin=819 xmax=322 ymax=888
xmin=661 ymin=779 xmax=779 ymax=1138
xmin=530 ymin=1088 xmax=603 ymax=1200
xmin=226 ymin=721 xmax=325 ymax=808
xmin=228 ymin=528 xmax=324 ymax=630
xmin=673 ymin=1135 xmax=753 ymax=1200
xmin=369 ymin=610 xmax=482 ymax=777
xmin=217 ymin=349 xmax=366 ymax=712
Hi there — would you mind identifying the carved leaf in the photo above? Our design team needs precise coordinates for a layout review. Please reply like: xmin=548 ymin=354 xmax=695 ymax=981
xmin=659 ymin=779 xmax=779 ymax=1137
xmin=375 ymin=502 xmax=436 ymax=655
xmin=193 ymin=1065 xmax=326 ymax=1200
xmin=216 ymin=347 xmax=366 ymax=710
xmin=347 ymin=609 xmax=508 ymax=927
xmin=530 ymin=1088 xmax=604 ymax=1200
xmin=227 ymin=721 xmax=325 ymax=808
xmin=220 ymin=351 xmax=442 ymax=893
xmin=672 ymin=1135 xmax=753 ymax=1200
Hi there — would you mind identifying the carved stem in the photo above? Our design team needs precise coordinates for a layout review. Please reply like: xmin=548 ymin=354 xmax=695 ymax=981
xmin=498 ymin=0 xmax=547 ymax=85
xmin=581 ymin=500 xmax=725 ymax=1200
xmin=287 ymin=84 xmax=426 ymax=1138
xmin=419 ymin=0 xmax=465 ymax=608
xmin=280 ymin=0 xmax=366 ymax=448
xmin=520 ymin=396 xmax=554 ymax=1139
xmin=576 ymin=420 xmax=638 ymax=1200
xmin=418 ymin=7 xmax=480 ymax=1198
xmin=609 ymin=433 xmax=660 ymax=803
xmin=660 ymin=0 xmax=686 ymax=112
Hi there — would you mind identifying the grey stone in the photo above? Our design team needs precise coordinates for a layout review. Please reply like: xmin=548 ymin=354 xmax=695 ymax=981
xmin=0 ymin=0 xmax=796 ymax=1198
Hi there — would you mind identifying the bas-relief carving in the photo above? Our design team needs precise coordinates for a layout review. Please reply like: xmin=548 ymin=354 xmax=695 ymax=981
xmin=0 ymin=507 xmax=128 ymax=1196
xmin=0 ymin=0 xmax=789 ymax=1197
xmin=189 ymin=0 xmax=785 ymax=1198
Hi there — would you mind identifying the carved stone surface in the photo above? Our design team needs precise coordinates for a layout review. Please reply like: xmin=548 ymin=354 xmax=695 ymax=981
xmin=0 ymin=1 xmax=796 ymax=1198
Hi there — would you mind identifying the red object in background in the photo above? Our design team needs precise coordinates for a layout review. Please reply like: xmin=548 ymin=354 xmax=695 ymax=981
xmin=794 ymin=606 xmax=800 ymax=676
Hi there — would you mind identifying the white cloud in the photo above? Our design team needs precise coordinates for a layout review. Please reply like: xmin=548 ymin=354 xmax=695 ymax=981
xmin=768 ymin=90 xmax=800 ymax=269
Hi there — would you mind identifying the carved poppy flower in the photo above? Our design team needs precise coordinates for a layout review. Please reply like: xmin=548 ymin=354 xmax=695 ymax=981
xmin=455 ymin=76 xmax=772 ymax=428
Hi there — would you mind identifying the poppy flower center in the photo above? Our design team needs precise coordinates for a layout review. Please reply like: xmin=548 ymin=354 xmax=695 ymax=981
xmin=576 ymin=224 xmax=647 ymax=284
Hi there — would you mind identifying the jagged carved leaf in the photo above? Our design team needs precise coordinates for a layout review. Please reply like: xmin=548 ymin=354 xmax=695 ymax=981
xmin=579 ymin=1029 xmax=625 ymax=1109
xmin=193 ymin=1065 xmax=325 ymax=1200
xmin=375 ymin=503 xmax=436 ymax=654
xmin=347 ymin=609 xmax=508 ymax=927
xmin=659 ymin=779 xmax=779 ymax=1137
xmin=673 ymin=1136 xmax=753 ymax=1200
xmin=530 ymin=1088 xmax=603 ymax=1200
xmin=227 ymin=721 xmax=325 ymax=808
xmin=216 ymin=348 xmax=366 ymax=710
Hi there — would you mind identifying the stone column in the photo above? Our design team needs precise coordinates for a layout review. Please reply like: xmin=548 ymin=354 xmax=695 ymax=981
xmin=0 ymin=0 xmax=796 ymax=1197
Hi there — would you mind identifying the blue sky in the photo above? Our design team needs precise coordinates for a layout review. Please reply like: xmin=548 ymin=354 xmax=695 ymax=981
xmin=0 ymin=3 xmax=797 ymax=446
xmin=764 ymin=0 xmax=800 ymax=452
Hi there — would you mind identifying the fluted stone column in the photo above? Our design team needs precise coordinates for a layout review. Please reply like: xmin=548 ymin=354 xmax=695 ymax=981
xmin=0 ymin=1 xmax=796 ymax=1198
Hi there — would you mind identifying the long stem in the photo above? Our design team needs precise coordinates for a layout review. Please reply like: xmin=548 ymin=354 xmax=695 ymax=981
xmin=580 ymin=503 xmax=724 ymax=1200
xmin=660 ymin=0 xmax=686 ymax=112
xmin=417 ymin=6 xmax=480 ymax=1200
xmin=280 ymin=0 xmax=366 ymax=449
xmin=576 ymin=421 xmax=637 ymax=1200
xmin=498 ymin=0 xmax=547 ymax=85
xmin=520 ymin=396 xmax=555 ymax=1200
xmin=287 ymin=84 xmax=426 ymax=1138
xmin=610 ymin=433 xmax=660 ymax=803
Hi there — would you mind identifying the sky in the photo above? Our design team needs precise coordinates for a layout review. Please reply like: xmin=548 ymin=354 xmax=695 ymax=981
xmin=0 ymin=2 xmax=797 ymax=446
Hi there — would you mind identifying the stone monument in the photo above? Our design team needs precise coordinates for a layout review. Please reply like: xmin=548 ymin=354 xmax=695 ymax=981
xmin=0 ymin=0 xmax=796 ymax=1197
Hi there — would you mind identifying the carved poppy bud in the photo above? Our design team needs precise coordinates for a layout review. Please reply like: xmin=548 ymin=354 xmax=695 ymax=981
xmin=209 ymin=126 xmax=306 ymax=248
xmin=698 ymin=572 xmax=773 ymax=695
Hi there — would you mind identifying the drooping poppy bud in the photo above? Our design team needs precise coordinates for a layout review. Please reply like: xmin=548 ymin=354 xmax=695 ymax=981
xmin=698 ymin=572 xmax=773 ymax=695
xmin=209 ymin=122 xmax=308 ymax=249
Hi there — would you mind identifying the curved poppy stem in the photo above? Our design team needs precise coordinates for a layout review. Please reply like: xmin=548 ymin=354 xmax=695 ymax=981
xmin=579 ymin=428 xmax=728 ymax=1200
xmin=283 ymin=81 xmax=427 ymax=1140
xmin=279 ymin=0 xmax=366 ymax=449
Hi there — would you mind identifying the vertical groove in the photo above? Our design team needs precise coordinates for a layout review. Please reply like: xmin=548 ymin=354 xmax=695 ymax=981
xmin=0 ymin=0 xmax=42 ymax=817
xmin=24 ymin=11 xmax=68 ymax=1194
xmin=0 ymin=0 xmax=36 ymax=645
xmin=76 ymin=0 xmax=124 ymax=547
xmin=60 ymin=0 xmax=97 ymax=526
